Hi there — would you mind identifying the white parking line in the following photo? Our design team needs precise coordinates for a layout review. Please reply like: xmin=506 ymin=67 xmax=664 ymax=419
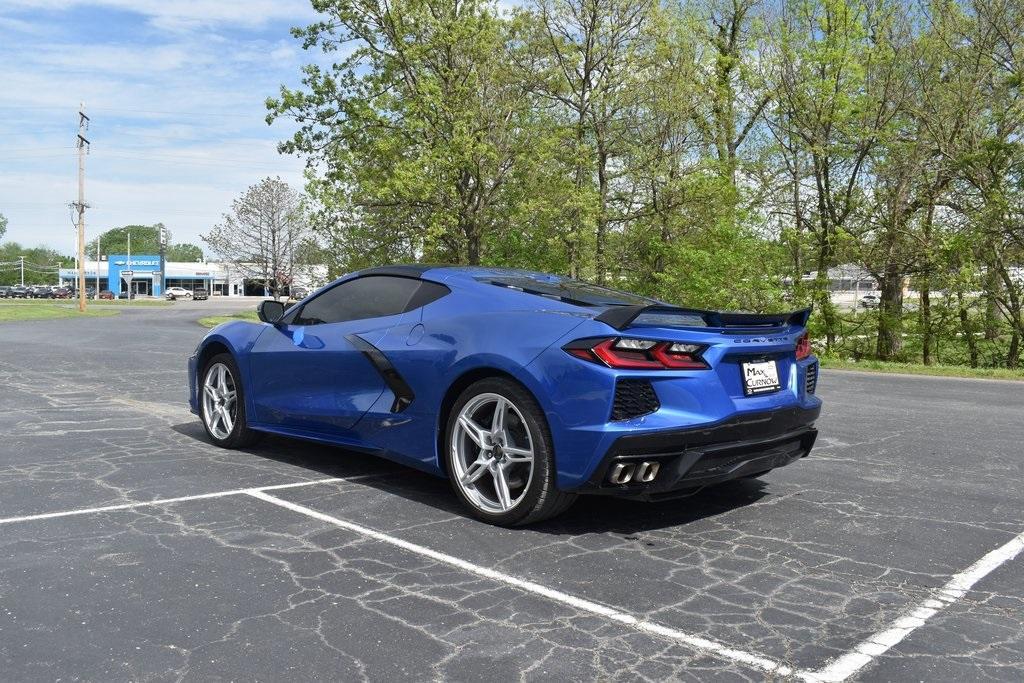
xmin=247 ymin=490 xmax=795 ymax=677
xmin=801 ymin=530 xmax=1024 ymax=682
xmin=5 ymin=475 xmax=1021 ymax=681
xmin=0 ymin=477 xmax=349 ymax=525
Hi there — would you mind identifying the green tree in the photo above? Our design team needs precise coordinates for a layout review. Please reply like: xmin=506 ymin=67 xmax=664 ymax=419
xmin=269 ymin=0 xmax=540 ymax=269
xmin=0 ymin=212 xmax=7 ymax=242
xmin=0 ymin=242 xmax=71 ymax=286
xmin=87 ymin=224 xmax=162 ymax=256
xmin=166 ymin=243 xmax=204 ymax=262
xmin=768 ymin=0 xmax=906 ymax=349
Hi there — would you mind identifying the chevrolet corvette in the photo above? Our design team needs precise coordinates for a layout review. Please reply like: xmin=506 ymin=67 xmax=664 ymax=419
xmin=189 ymin=265 xmax=821 ymax=525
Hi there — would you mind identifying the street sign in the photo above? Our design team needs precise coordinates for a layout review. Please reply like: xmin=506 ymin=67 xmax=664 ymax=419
xmin=121 ymin=270 xmax=134 ymax=281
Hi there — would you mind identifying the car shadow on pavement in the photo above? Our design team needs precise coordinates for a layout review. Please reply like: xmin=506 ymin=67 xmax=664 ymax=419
xmin=172 ymin=422 xmax=772 ymax=535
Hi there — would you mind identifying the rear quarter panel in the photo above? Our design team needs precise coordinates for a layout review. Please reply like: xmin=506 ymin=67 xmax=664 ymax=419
xmin=352 ymin=285 xmax=590 ymax=473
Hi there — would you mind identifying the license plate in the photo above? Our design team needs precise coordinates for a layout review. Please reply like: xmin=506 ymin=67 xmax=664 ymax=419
xmin=741 ymin=360 xmax=780 ymax=395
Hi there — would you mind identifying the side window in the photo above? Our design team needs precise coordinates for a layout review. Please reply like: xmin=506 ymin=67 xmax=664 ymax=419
xmin=406 ymin=280 xmax=449 ymax=310
xmin=293 ymin=276 xmax=444 ymax=325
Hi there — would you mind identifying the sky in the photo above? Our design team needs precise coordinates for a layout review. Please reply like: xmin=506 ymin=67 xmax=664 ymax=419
xmin=0 ymin=0 xmax=324 ymax=256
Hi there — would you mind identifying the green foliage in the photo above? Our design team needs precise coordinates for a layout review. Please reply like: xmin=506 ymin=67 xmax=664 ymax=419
xmin=0 ymin=242 xmax=71 ymax=286
xmin=270 ymin=0 xmax=1024 ymax=369
xmin=88 ymin=224 xmax=164 ymax=256
xmin=166 ymin=243 xmax=204 ymax=262
xmin=86 ymin=223 xmax=204 ymax=263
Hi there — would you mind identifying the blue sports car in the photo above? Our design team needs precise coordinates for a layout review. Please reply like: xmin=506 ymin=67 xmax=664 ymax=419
xmin=189 ymin=265 xmax=821 ymax=525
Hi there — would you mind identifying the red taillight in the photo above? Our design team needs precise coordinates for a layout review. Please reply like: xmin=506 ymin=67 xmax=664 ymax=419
xmin=795 ymin=332 xmax=811 ymax=360
xmin=565 ymin=338 xmax=708 ymax=370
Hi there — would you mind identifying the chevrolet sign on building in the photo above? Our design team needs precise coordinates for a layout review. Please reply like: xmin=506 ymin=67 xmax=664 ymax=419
xmin=59 ymin=255 xmax=326 ymax=298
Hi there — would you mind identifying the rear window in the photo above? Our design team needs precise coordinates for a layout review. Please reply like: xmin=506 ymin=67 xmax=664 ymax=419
xmin=478 ymin=275 xmax=656 ymax=307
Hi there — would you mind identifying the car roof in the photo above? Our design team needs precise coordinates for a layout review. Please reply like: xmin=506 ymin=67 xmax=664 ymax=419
xmin=351 ymin=264 xmax=659 ymax=309
xmin=357 ymin=264 xmax=574 ymax=283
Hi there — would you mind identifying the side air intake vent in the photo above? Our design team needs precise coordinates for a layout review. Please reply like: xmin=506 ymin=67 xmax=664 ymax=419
xmin=611 ymin=380 xmax=660 ymax=421
xmin=805 ymin=361 xmax=818 ymax=395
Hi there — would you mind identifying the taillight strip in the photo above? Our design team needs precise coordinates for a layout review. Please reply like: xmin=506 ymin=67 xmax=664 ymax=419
xmin=564 ymin=337 xmax=709 ymax=370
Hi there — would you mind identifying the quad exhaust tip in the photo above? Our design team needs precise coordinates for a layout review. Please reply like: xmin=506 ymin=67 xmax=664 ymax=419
xmin=608 ymin=460 xmax=660 ymax=485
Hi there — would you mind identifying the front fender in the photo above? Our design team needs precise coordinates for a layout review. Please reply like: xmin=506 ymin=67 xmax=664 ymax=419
xmin=189 ymin=321 xmax=267 ymax=416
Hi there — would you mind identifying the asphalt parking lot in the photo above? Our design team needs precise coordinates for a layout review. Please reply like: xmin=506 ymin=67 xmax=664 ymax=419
xmin=0 ymin=302 xmax=1021 ymax=682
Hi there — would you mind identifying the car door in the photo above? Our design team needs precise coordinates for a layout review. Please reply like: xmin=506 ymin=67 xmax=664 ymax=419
xmin=247 ymin=275 xmax=427 ymax=436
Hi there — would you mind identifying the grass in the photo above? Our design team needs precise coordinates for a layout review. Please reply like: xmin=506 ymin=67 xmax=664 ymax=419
xmin=0 ymin=301 xmax=120 ymax=322
xmin=820 ymin=357 xmax=1024 ymax=381
xmin=198 ymin=310 xmax=260 ymax=328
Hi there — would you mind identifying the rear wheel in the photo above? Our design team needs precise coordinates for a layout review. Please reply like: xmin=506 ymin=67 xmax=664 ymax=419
xmin=445 ymin=377 xmax=575 ymax=526
xmin=200 ymin=353 xmax=259 ymax=448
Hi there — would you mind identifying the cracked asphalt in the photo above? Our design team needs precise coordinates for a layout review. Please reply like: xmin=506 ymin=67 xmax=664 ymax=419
xmin=0 ymin=301 xmax=1021 ymax=681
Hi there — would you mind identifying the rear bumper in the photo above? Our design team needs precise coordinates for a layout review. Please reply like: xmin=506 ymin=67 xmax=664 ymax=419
xmin=576 ymin=405 xmax=820 ymax=500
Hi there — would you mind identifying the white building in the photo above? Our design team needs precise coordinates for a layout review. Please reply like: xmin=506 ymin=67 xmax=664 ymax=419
xmin=59 ymin=254 xmax=327 ymax=297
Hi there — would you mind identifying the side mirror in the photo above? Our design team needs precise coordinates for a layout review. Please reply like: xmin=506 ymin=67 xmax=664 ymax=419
xmin=257 ymin=300 xmax=286 ymax=324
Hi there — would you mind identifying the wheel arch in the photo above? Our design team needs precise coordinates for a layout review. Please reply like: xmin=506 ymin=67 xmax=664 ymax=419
xmin=196 ymin=339 xmax=233 ymax=375
xmin=435 ymin=366 xmax=547 ymax=477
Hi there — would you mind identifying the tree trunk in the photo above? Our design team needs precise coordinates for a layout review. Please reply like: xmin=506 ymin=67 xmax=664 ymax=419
xmin=595 ymin=145 xmax=609 ymax=285
xmin=814 ymin=225 xmax=836 ymax=350
xmin=465 ymin=219 xmax=481 ymax=265
xmin=876 ymin=265 xmax=904 ymax=360
xmin=920 ymin=199 xmax=935 ymax=365
xmin=957 ymin=291 xmax=979 ymax=368
xmin=921 ymin=286 xmax=931 ymax=365
xmin=1008 ymin=331 xmax=1021 ymax=369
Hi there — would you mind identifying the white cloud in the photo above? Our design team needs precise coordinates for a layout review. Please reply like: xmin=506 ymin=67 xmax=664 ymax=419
xmin=2 ymin=0 xmax=315 ymax=30
xmin=0 ymin=1 xmax=317 ymax=250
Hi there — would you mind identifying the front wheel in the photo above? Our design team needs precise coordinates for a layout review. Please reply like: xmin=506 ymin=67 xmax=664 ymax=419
xmin=444 ymin=378 xmax=575 ymax=526
xmin=200 ymin=353 xmax=260 ymax=448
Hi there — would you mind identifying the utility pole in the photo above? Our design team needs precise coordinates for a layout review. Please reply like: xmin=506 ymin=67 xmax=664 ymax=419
xmin=19 ymin=255 xmax=24 ymax=287
xmin=95 ymin=235 xmax=100 ymax=299
xmin=74 ymin=103 xmax=90 ymax=313
xmin=127 ymin=231 xmax=132 ymax=302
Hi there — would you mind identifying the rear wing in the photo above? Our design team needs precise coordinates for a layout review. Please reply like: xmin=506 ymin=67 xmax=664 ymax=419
xmin=594 ymin=305 xmax=812 ymax=332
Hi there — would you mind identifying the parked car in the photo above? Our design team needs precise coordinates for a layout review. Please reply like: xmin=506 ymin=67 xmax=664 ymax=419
xmin=289 ymin=287 xmax=309 ymax=300
xmin=8 ymin=286 xmax=30 ymax=299
xmin=0 ymin=286 xmax=11 ymax=298
xmin=189 ymin=266 xmax=822 ymax=526
xmin=193 ymin=288 xmax=209 ymax=301
xmin=165 ymin=286 xmax=194 ymax=301
xmin=70 ymin=286 xmax=97 ymax=299
xmin=27 ymin=285 xmax=55 ymax=299
xmin=98 ymin=290 xmax=115 ymax=300
xmin=859 ymin=294 xmax=880 ymax=309
xmin=51 ymin=287 xmax=73 ymax=299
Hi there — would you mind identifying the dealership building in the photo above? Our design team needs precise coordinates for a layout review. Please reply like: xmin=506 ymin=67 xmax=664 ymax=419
xmin=58 ymin=255 xmax=326 ymax=298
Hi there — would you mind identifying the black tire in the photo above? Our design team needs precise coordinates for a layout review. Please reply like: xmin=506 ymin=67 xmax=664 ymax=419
xmin=199 ymin=352 xmax=260 ymax=448
xmin=444 ymin=377 xmax=576 ymax=526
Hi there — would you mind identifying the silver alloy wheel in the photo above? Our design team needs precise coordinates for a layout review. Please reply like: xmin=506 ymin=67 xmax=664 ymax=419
xmin=202 ymin=362 xmax=237 ymax=440
xmin=451 ymin=392 xmax=535 ymax=514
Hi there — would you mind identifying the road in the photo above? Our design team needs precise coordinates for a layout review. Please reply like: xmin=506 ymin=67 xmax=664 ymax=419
xmin=0 ymin=302 xmax=1021 ymax=681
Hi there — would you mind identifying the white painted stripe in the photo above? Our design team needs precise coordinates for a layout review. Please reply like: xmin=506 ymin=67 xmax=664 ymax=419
xmin=801 ymin=531 xmax=1024 ymax=682
xmin=248 ymin=490 xmax=794 ymax=677
xmin=0 ymin=477 xmax=350 ymax=525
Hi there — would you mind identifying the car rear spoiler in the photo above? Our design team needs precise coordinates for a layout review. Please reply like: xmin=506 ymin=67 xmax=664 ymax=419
xmin=594 ymin=305 xmax=812 ymax=332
